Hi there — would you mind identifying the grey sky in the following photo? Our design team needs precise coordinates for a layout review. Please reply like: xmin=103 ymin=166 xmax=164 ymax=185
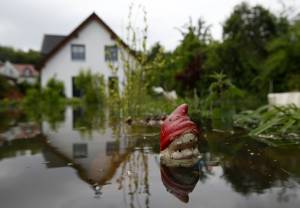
xmin=0 ymin=0 xmax=299 ymax=51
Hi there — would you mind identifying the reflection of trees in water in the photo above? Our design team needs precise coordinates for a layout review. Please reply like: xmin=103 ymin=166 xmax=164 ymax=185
xmin=0 ymin=137 xmax=43 ymax=159
xmin=73 ymin=105 xmax=106 ymax=136
xmin=116 ymin=149 xmax=150 ymax=208
xmin=72 ymin=105 xmax=125 ymax=140
xmin=206 ymin=132 xmax=300 ymax=202
xmin=23 ymin=102 xmax=65 ymax=130
xmin=221 ymin=154 xmax=287 ymax=195
xmin=108 ymin=108 xmax=122 ymax=141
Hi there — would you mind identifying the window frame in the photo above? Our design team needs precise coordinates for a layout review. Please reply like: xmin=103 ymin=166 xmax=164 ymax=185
xmin=71 ymin=44 xmax=86 ymax=61
xmin=105 ymin=45 xmax=118 ymax=62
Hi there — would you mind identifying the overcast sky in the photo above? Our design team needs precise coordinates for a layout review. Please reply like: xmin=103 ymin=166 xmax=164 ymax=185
xmin=0 ymin=0 xmax=299 ymax=51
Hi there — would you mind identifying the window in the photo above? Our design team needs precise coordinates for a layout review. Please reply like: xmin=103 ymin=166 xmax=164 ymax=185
xmin=72 ymin=76 xmax=83 ymax=98
xmin=105 ymin=45 xmax=118 ymax=62
xmin=106 ymin=141 xmax=119 ymax=156
xmin=108 ymin=76 xmax=119 ymax=95
xmin=24 ymin=67 xmax=32 ymax=77
xmin=71 ymin=44 xmax=85 ymax=60
xmin=73 ymin=143 xmax=88 ymax=159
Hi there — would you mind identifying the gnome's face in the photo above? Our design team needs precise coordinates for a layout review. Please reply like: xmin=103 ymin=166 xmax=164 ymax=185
xmin=160 ymin=104 xmax=200 ymax=167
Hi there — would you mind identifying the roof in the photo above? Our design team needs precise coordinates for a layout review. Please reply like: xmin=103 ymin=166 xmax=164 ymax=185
xmin=41 ymin=35 xmax=66 ymax=55
xmin=38 ymin=12 xmax=135 ymax=70
xmin=14 ymin=64 xmax=39 ymax=77
xmin=0 ymin=61 xmax=38 ymax=78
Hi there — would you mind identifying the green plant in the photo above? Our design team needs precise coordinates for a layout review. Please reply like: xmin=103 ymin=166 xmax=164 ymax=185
xmin=204 ymin=72 xmax=244 ymax=117
xmin=74 ymin=69 xmax=106 ymax=104
xmin=21 ymin=77 xmax=66 ymax=128
xmin=235 ymin=105 xmax=300 ymax=138
xmin=43 ymin=77 xmax=65 ymax=105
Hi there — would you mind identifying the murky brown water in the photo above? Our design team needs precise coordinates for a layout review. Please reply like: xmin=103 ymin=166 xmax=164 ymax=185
xmin=1 ymin=106 xmax=300 ymax=208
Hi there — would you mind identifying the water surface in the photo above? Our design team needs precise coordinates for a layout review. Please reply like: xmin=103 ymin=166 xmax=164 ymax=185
xmin=1 ymin=106 xmax=300 ymax=208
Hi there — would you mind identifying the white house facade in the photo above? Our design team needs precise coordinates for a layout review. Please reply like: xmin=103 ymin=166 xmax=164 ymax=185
xmin=40 ymin=13 xmax=136 ymax=98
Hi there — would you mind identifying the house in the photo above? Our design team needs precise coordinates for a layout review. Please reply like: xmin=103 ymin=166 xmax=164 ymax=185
xmin=0 ymin=61 xmax=19 ymax=81
xmin=0 ymin=60 xmax=39 ymax=84
xmin=14 ymin=64 xmax=39 ymax=84
xmin=39 ymin=12 xmax=136 ymax=98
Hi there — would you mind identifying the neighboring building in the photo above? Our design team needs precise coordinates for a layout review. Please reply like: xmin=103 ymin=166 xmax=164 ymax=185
xmin=0 ymin=60 xmax=39 ymax=84
xmin=39 ymin=12 xmax=136 ymax=98
xmin=0 ymin=61 xmax=19 ymax=81
xmin=14 ymin=64 xmax=39 ymax=84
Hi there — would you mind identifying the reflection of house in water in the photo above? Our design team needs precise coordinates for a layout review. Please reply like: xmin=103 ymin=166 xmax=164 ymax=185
xmin=42 ymin=107 xmax=130 ymax=185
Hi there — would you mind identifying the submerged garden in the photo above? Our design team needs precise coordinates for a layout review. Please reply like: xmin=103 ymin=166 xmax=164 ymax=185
xmin=0 ymin=2 xmax=300 ymax=207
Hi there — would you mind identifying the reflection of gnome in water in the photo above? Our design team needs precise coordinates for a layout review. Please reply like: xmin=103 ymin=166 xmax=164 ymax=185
xmin=160 ymin=157 xmax=219 ymax=203
xmin=160 ymin=165 xmax=199 ymax=203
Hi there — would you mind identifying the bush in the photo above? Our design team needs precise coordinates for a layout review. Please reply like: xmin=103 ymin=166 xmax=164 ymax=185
xmin=43 ymin=77 xmax=65 ymax=105
xmin=75 ymin=70 xmax=106 ymax=104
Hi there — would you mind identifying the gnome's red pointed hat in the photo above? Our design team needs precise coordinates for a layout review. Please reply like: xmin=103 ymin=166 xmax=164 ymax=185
xmin=160 ymin=104 xmax=200 ymax=151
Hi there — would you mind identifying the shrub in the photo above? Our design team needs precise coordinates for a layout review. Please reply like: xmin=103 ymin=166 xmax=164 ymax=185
xmin=74 ymin=70 xmax=106 ymax=104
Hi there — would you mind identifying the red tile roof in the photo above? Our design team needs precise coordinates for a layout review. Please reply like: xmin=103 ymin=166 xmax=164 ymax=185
xmin=14 ymin=64 xmax=39 ymax=77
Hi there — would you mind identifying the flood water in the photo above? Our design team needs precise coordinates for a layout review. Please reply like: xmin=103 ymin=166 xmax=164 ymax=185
xmin=1 ymin=106 xmax=300 ymax=208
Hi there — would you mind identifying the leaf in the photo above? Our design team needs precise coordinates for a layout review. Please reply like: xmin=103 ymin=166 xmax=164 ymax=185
xmin=250 ymin=117 xmax=282 ymax=136
xmin=280 ymin=119 xmax=296 ymax=133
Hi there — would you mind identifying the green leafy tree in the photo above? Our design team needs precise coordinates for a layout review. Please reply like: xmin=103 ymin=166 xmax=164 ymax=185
xmin=263 ymin=20 xmax=300 ymax=92
xmin=0 ymin=45 xmax=41 ymax=65
xmin=208 ymin=2 xmax=289 ymax=100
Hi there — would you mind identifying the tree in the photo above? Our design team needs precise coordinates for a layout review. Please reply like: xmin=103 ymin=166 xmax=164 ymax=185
xmin=172 ymin=18 xmax=211 ymax=96
xmin=213 ymin=2 xmax=289 ymax=99
xmin=0 ymin=45 xmax=41 ymax=65
xmin=263 ymin=20 xmax=300 ymax=91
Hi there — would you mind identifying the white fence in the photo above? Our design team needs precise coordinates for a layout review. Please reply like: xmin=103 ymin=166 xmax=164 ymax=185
xmin=268 ymin=92 xmax=300 ymax=107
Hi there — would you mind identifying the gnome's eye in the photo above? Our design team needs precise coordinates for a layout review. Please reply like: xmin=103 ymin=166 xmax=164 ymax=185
xmin=169 ymin=118 xmax=172 ymax=122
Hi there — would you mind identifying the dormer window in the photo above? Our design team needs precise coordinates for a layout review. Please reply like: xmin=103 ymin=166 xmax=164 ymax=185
xmin=71 ymin=44 xmax=85 ymax=60
xmin=105 ymin=45 xmax=118 ymax=62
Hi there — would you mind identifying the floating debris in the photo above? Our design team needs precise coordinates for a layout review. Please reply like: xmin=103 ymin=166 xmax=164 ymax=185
xmin=250 ymin=152 xmax=255 ymax=156
xmin=67 ymin=163 xmax=73 ymax=166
